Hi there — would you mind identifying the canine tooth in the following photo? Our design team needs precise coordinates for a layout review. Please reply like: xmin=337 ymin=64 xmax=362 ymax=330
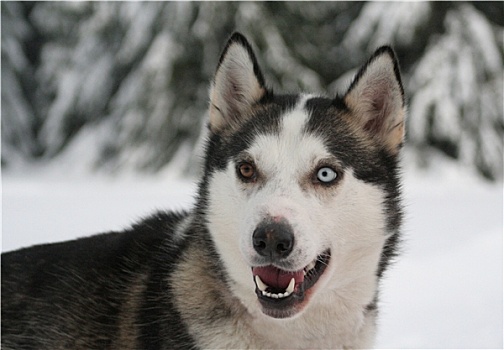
xmin=255 ymin=275 xmax=268 ymax=292
xmin=286 ymin=278 xmax=295 ymax=294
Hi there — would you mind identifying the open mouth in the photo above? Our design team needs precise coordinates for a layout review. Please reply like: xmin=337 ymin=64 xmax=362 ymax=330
xmin=252 ymin=249 xmax=331 ymax=318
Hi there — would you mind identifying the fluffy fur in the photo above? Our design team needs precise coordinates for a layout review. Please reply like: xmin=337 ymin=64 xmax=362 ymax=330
xmin=1 ymin=33 xmax=405 ymax=349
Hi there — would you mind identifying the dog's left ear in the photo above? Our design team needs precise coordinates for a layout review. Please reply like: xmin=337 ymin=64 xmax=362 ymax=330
xmin=343 ymin=46 xmax=406 ymax=154
xmin=209 ymin=33 xmax=267 ymax=133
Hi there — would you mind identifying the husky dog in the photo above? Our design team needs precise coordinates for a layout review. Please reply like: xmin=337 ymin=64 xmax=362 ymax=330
xmin=2 ymin=33 xmax=405 ymax=349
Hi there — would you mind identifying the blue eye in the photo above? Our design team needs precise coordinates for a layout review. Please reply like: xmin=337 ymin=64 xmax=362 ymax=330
xmin=316 ymin=167 xmax=338 ymax=183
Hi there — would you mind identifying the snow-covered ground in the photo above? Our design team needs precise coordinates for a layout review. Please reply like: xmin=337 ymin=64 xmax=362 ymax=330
xmin=2 ymin=155 xmax=502 ymax=348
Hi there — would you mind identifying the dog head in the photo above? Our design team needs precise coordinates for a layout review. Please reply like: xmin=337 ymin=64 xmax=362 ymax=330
xmin=203 ymin=33 xmax=405 ymax=319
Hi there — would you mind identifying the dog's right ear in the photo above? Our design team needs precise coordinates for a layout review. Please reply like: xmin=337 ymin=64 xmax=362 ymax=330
xmin=209 ymin=33 xmax=267 ymax=133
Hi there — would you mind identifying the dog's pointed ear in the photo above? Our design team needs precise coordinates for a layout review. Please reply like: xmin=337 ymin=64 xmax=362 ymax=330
xmin=209 ymin=33 xmax=267 ymax=133
xmin=343 ymin=46 xmax=406 ymax=154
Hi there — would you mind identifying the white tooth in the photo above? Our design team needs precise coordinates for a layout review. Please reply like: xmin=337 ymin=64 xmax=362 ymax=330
xmin=255 ymin=275 xmax=268 ymax=292
xmin=286 ymin=278 xmax=295 ymax=294
xmin=258 ymin=278 xmax=295 ymax=299
xmin=306 ymin=260 xmax=316 ymax=272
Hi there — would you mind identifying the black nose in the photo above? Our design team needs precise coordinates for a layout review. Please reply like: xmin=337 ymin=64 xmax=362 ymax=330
xmin=252 ymin=221 xmax=294 ymax=260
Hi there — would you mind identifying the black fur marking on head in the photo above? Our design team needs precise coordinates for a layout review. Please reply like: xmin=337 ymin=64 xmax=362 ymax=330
xmin=204 ymin=94 xmax=300 ymax=173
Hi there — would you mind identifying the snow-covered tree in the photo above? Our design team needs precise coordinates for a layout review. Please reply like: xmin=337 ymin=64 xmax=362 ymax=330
xmin=1 ymin=2 xmax=42 ymax=165
xmin=408 ymin=4 xmax=503 ymax=181
xmin=2 ymin=2 xmax=502 ymax=180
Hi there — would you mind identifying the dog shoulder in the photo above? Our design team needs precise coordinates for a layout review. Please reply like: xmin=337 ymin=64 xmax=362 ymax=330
xmin=1 ymin=210 xmax=194 ymax=349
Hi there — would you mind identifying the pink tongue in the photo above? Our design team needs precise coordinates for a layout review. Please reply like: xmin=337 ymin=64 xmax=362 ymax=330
xmin=253 ymin=266 xmax=304 ymax=289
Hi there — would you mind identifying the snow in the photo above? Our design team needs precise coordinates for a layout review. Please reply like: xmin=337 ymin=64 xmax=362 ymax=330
xmin=376 ymin=154 xmax=503 ymax=348
xmin=1 ymin=166 xmax=197 ymax=251
xmin=1 ymin=154 xmax=502 ymax=348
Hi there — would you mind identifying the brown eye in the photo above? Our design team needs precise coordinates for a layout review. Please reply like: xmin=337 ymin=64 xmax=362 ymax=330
xmin=238 ymin=162 xmax=256 ymax=181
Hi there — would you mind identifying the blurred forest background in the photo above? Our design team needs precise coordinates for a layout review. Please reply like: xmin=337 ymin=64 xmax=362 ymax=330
xmin=2 ymin=1 xmax=503 ymax=181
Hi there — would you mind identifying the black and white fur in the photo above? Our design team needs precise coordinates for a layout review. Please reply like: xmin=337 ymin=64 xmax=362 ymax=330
xmin=1 ymin=33 xmax=405 ymax=349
